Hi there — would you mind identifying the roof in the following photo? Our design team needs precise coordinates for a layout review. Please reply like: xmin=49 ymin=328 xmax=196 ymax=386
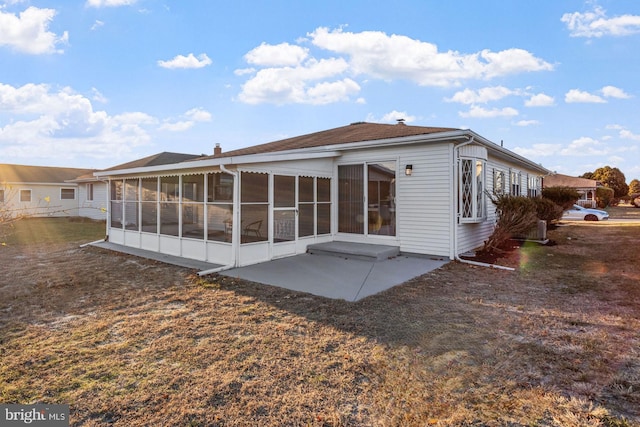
xmin=208 ymin=122 xmax=458 ymax=158
xmin=102 ymin=152 xmax=202 ymax=171
xmin=543 ymin=173 xmax=600 ymax=188
xmin=0 ymin=164 xmax=96 ymax=184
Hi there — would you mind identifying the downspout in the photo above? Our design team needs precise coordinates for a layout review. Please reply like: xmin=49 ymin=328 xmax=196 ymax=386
xmin=452 ymin=136 xmax=515 ymax=271
xmin=198 ymin=163 xmax=239 ymax=276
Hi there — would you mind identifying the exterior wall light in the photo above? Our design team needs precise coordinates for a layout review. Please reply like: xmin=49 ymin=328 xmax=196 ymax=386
xmin=405 ymin=165 xmax=413 ymax=176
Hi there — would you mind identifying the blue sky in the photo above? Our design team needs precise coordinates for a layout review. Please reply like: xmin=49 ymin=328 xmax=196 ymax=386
xmin=1 ymin=0 xmax=639 ymax=182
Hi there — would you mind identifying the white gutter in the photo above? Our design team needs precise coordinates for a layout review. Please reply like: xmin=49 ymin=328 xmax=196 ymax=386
xmin=198 ymin=163 xmax=239 ymax=276
xmin=451 ymin=135 xmax=515 ymax=271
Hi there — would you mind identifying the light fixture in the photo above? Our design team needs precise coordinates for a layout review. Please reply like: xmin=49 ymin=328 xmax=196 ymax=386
xmin=405 ymin=164 xmax=413 ymax=176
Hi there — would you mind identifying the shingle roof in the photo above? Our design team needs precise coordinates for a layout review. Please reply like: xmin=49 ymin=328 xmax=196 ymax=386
xmin=543 ymin=173 xmax=599 ymax=188
xmin=209 ymin=122 xmax=459 ymax=158
xmin=103 ymin=152 xmax=202 ymax=171
xmin=0 ymin=164 xmax=96 ymax=184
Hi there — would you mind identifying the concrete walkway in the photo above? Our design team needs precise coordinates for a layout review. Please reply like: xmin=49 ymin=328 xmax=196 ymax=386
xmin=90 ymin=241 xmax=449 ymax=302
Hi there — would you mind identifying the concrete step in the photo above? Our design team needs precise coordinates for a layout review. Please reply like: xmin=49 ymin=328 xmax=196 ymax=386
xmin=307 ymin=241 xmax=400 ymax=261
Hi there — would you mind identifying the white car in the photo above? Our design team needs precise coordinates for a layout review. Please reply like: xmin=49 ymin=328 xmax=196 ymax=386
xmin=562 ymin=204 xmax=609 ymax=221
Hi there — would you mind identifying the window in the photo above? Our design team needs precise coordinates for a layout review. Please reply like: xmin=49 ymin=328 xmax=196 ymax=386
xmin=141 ymin=177 xmax=158 ymax=233
xmin=110 ymin=180 xmax=123 ymax=228
xmin=61 ymin=188 xmax=75 ymax=200
xmin=510 ymin=170 xmax=521 ymax=195
xmin=298 ymin=177 xmax=315 ymax=238
xmin=317 ymin=178 xmax=331 ymax=235
xmin=240 ymin=172 xmax=268 ymax=243
xmin=124 ymin=179 xmax=139 ymax=231
xmin=160 ymin=176 xmax=180 ymax=236
xmin=0 ymin=189 xmax=4 ymax=203
xmin=207 ymin=173 xmax=233 ymax=242
xmin=20 ymin=189 xmax=31 ymax=202
xmin=527 ymin=175 xmax=540 ymax=197
xmin=493 ymin=169 xmax=505 ymax=195
xmin=182 ymin=174 xmax=205 ymax=239
xmin=459 ymin=158 xmax=486 ymax=222
xmin=86 ymin=183 xmax=94 ymax=201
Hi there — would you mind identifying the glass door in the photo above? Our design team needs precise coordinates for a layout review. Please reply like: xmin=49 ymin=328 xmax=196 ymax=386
xmin=338 ymin=162 xmax=396 ymax=237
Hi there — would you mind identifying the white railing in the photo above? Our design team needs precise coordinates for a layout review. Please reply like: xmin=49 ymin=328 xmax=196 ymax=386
xmin=576 ymin=199 xmax=597 ymax=208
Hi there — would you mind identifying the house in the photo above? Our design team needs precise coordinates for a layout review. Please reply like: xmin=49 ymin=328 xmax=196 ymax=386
xmin=0 ymin=164 xmax=98 ymax=219
xmin=94 ymin=122 xmax=551 ymax=268
xmin=543 ymin=173 xmax=600 ymax=208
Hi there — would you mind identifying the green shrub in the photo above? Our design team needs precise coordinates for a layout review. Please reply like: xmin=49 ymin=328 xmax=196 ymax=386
xmin=534 ymin=197 xmax=563 ymax=224
xmin=541 ymin=186 xmax=579 ymax=210
xmin=596 ymin=186 xmax=614 ymax=208
xmin=482 ymin=194 xmax=538 ymax=254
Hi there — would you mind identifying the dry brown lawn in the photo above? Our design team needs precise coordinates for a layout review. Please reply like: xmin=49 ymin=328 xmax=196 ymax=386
xmin=1 ymin=210 xmax=639 ymax=426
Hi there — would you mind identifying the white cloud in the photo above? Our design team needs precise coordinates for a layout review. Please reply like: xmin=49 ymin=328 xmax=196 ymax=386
xmin=86 ymin=0 xmax=137 ymax=7
xmin=445 ymin=86 xmax=516 ymax=104
xmin=565 ymin=89 xmax=606 ymax=103
xmin=159 ymin=108 xmax=212 ymax=132
xmin=0 ymin=6 xmax=68 ymax=54
xmin=525 ymin=93 xmax=554 ymax=107
xmin=244 ymin=42 xmax=309 ymax=67
xmin=619 ymin=129 xmax=640 ymax=141
xmin=236 ymin=27 xmax=553 ymax=105
xmin=515 ymin=119 xmax=540 ymax=127
xmin=184 ymin=108 xmax=212 ymax=122
xmin=600 ymin=85 xmax=631 ymax=99
xmin=366 ymin=111 xmax=417 ymax=124
xmin=513 ymin=143 xmax=561 ymax=157
xmin=158 ymin=53 xmax=212 ymax=69
xmin=560 ymin=136 xmax=608 ymax=156
xmin=309 ymin=27 xmax=553 ymax=87
xmin=238 ymin=57 xmax=359 ymax=105
xmin=91 ymin=20 xmax=104 ymax=31
xmin=0 ymin=83 xmax=155 ymax=162
xmin=561 ymin=6 xmax=640 ymax=38
xmin=91 ymin=87 xmax=108 ymax=103
xmin=459 ymin=106 xmax=518 ymax=118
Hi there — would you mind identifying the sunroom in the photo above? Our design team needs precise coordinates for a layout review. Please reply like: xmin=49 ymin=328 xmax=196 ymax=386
xmin=107 ymin=167 xmax=333 ymax=267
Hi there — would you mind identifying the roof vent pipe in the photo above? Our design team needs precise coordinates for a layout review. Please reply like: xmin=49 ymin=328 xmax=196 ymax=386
xmin=396 ymin=118 xmax=406 ymax=125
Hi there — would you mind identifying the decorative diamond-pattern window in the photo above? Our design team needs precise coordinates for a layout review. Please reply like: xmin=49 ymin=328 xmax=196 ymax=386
xmin=459 ymin=158 xmax=486 ymax=223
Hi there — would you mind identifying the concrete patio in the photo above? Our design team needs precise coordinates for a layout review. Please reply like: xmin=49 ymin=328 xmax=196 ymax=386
xmin=91 ymin=241 xmax=449 ymax=302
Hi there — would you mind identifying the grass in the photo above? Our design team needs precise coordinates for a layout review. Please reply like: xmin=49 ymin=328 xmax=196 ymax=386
xmin=1 ymin=211 xmax=639 ymax=426
xmin=0 ymin=217 xmax=105 ymax=246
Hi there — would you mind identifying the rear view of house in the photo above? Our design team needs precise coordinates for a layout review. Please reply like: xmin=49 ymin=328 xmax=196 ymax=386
xmin=95 ymin=122 xmax=550 ymax=268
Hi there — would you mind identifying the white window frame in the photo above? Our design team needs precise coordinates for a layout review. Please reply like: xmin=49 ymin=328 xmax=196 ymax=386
xmin=459 ymin=157 xmax=487 ymax=223
xmin=61 ymin=187 xmax=76 ymax=200
xmin=20 ymin=189 xmax=31 ymax=202
xmin=493 ymin=169 xmax=505 ymax=195
xmin=86 ymin=183 xmax=94 ymax=201
xmin=510 ymin=170 xmax=521 ymax=195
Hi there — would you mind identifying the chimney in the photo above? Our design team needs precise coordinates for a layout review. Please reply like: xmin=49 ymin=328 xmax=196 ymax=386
xmin=213 ymin=143 xmax=222 ymax=157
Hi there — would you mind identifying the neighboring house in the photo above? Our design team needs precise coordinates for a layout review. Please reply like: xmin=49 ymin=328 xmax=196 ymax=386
xmin=543 ymin=173 xmax=600 ymax=208
xmin=0 ymin=164 xmax=97 ymax=218
xmin=95 ymin=122 xmax=550 ymax=268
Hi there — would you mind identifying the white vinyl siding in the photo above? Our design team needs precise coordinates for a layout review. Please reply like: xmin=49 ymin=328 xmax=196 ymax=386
xmin=78 ymin=182 xmax=107 ymax=220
